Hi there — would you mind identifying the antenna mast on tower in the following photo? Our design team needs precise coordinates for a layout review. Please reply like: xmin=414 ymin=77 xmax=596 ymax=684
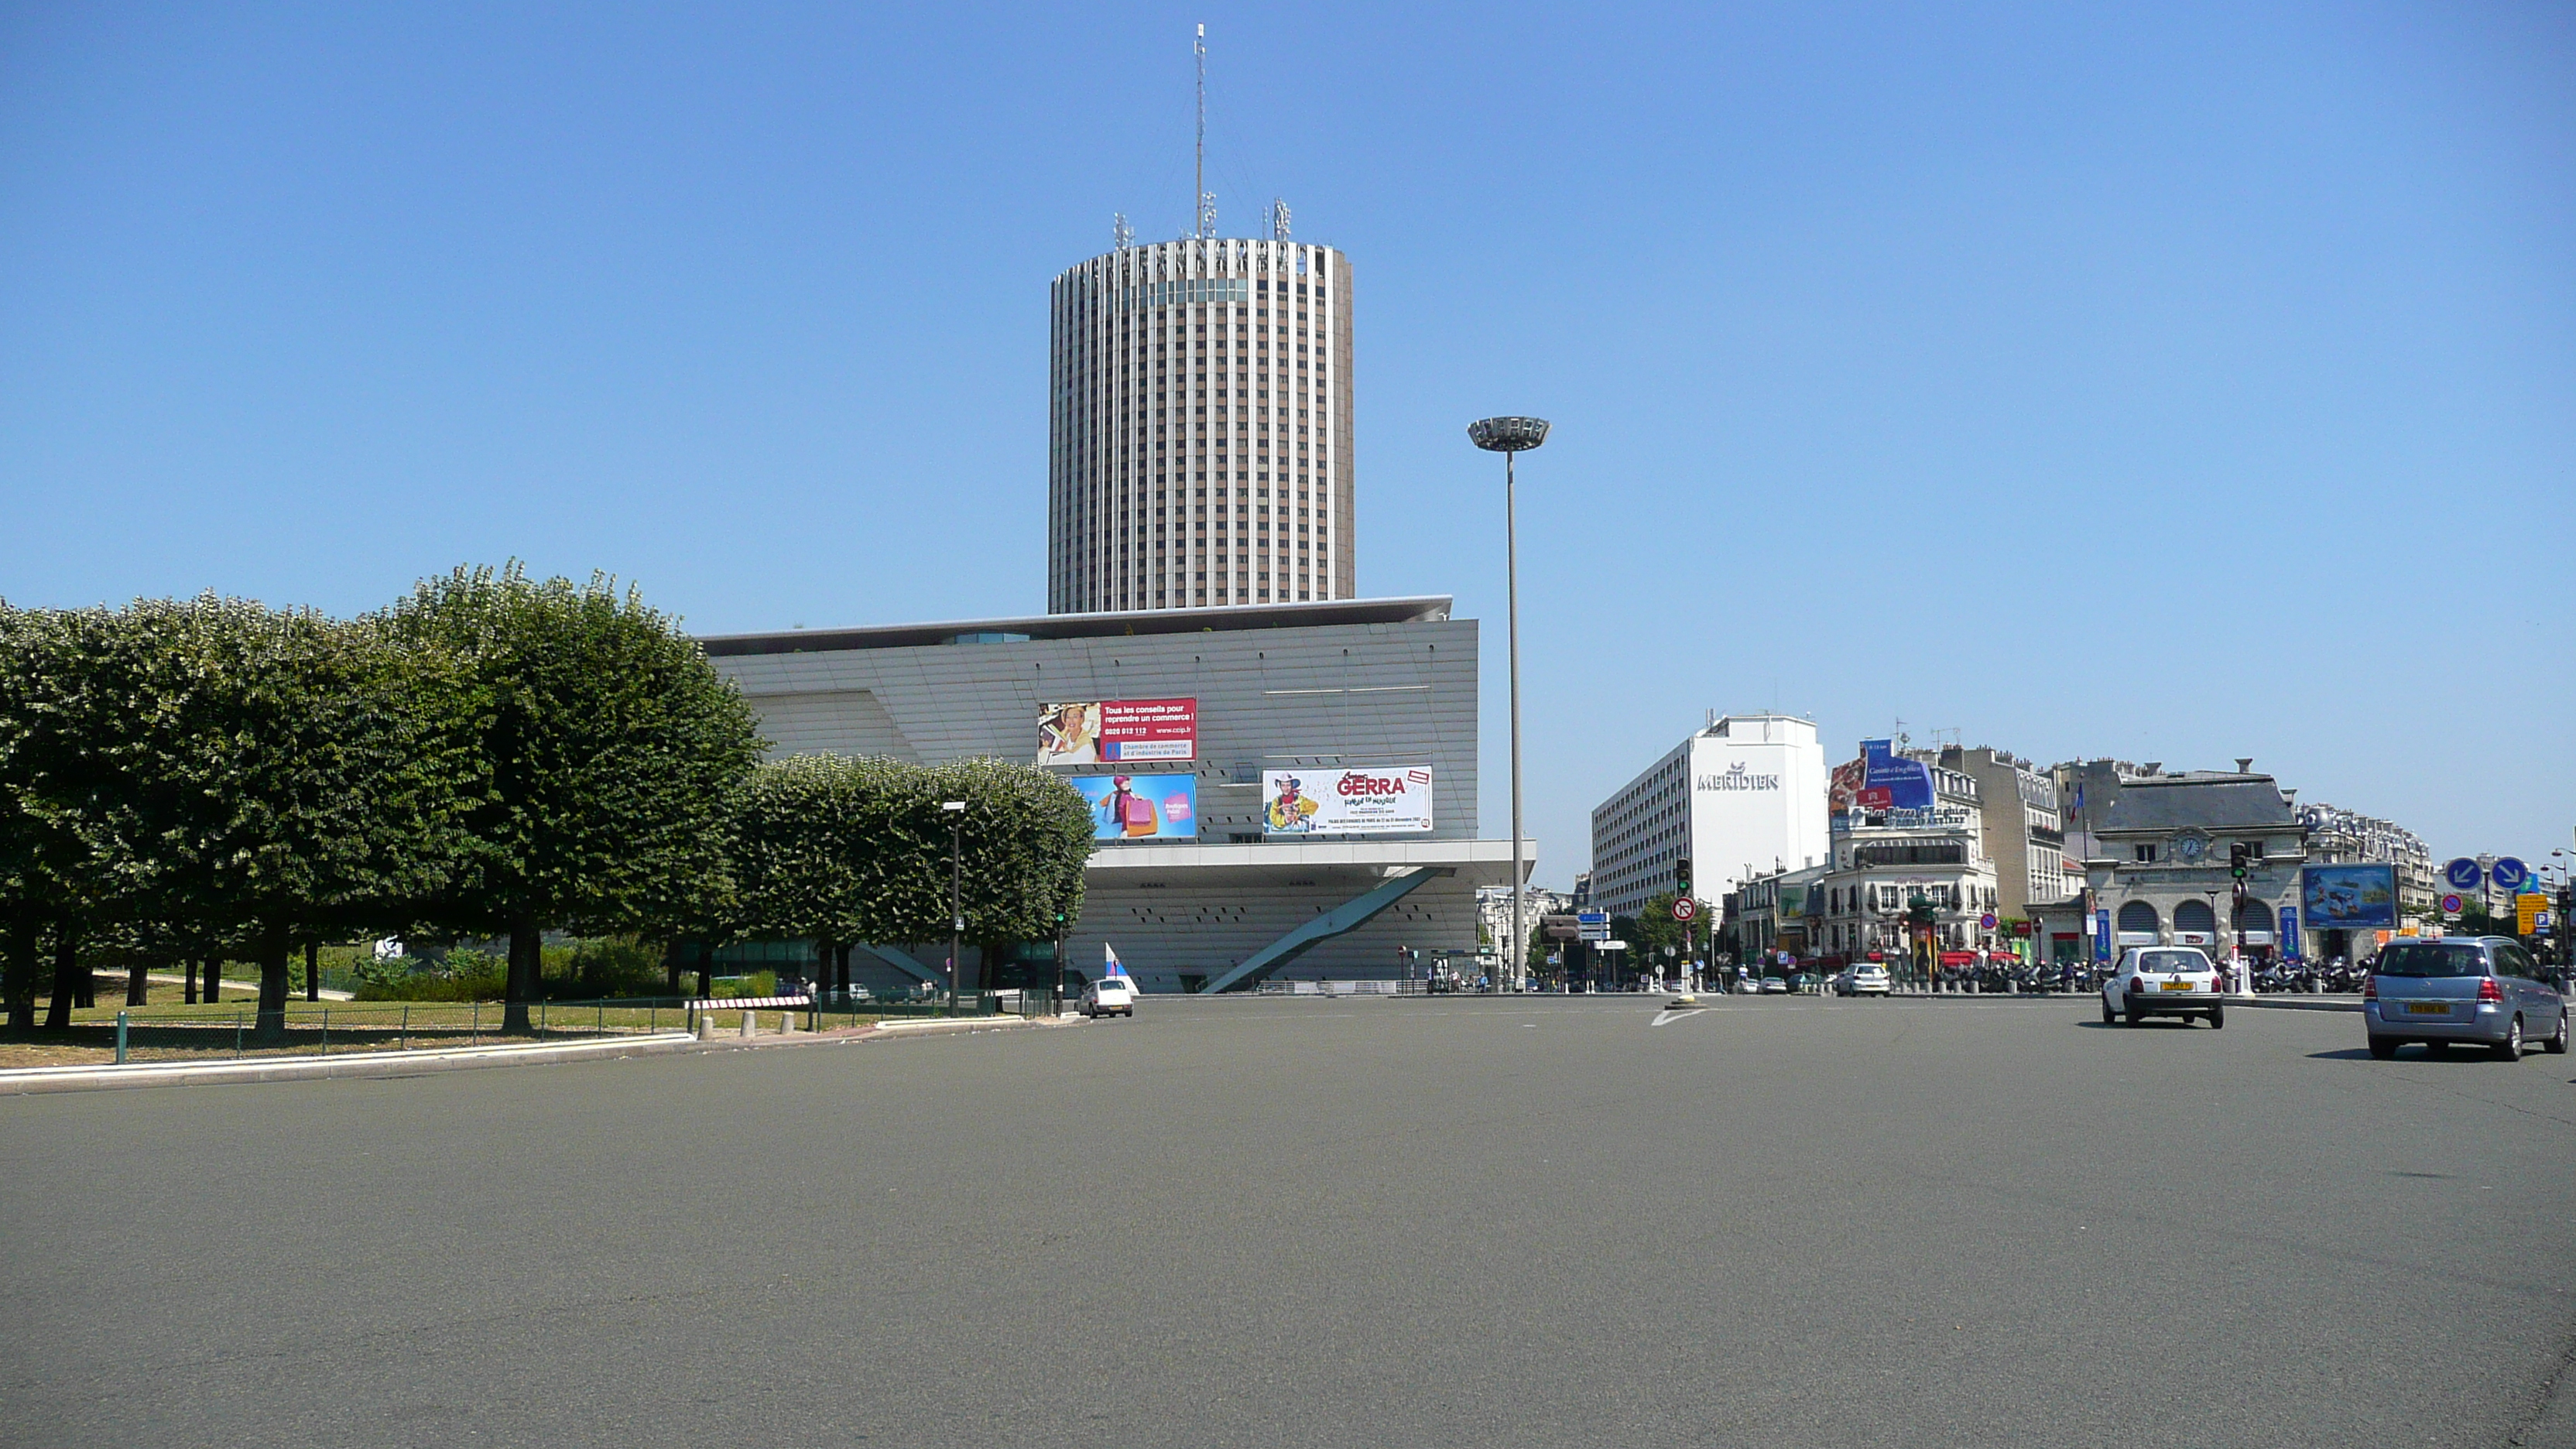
xmin=1194 ymin=24 xmax=1214 ymax=239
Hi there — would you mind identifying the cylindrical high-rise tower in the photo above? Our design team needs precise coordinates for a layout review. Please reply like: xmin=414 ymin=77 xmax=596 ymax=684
xmin=1048 ymin=238 xmax=1354 ymax=614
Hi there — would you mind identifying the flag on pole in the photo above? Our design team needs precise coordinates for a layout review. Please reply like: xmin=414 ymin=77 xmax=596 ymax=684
xmin=1102 ymin=944 xmax=1132 ymax=982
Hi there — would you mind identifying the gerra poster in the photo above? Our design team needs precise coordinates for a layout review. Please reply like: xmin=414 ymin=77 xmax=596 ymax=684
xmin=1262 ymin=767 xmax=1434 ymax=836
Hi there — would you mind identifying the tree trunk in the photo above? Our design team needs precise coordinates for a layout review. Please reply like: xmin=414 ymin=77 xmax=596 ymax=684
xmin=835 ymin=943 xmax=853 ymax=998
xmin=74 ymin=958 xmax=94 ymax=1009
xmin=43 ymin=922 xmax=80 ymax=1031
xmin=502 ymin=917 xmax=540 ymax=1034
xmin=304 ymin=941 xmax=321 ymax=1002
xmin=127 ymin=957 xmax=149 ymax=1007
xmin=202 ymin=955 xmax=222 ymax=1003
xmin=663 ymin=941 xmax=683 ymax=997
xmin=2 ymin=916 xmax=42 ymax=1031
xmin=694 ymin=942 xmax=713 ymax=1000
xmin=255 ymin=933 xmax=291 ymax=1040
xmin=183 ymin=955 xmax=199 ymax=1005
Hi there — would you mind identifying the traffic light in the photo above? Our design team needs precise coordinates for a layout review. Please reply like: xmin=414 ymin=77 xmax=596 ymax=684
xmin=2228 ymin=843 xmax=2249 ymax=880
xmin=1675 ymin=857 xmax=1693 ymax=895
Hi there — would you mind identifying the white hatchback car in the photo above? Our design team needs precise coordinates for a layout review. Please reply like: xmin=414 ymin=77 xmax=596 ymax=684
xmin=1081 ymin=975 xmax=1137 ymax=1019
xmin=2102 ymin=946 xmax=2225 ymax=1028
xmin=1833 ymin=964 xmax=1892 ymax=997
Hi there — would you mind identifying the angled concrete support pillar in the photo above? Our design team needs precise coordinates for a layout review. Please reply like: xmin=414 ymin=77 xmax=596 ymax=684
xmin=1201 ymin=868 xmax=1447 ymax=995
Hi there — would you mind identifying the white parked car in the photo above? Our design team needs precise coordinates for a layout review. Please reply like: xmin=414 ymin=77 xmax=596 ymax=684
xmin=1833 ymin=964 xmax=1891 ymax=997
xmin=1081 ymin=975 xmax=1138 ymax=1019
xmin=2102 ymin=946 xmax=2225 ymax=1028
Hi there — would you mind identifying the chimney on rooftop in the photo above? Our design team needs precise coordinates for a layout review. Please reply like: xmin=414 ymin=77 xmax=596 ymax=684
xmin=2141 ymin=762 xmax=2162 ymax=776
xmin=2235 ymin=758 xmax=2253 ymax=774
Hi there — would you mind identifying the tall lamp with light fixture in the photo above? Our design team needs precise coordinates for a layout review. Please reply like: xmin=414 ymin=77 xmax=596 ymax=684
xmin=942 ymin=800 xmax=966 ymax=1015
xmin=1468 ymin=416 xmax=1550 ymax=992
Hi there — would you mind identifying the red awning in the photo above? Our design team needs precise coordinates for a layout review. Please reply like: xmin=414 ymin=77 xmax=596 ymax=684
xmin=1939 ymin=951 xmax=1978 ymax=966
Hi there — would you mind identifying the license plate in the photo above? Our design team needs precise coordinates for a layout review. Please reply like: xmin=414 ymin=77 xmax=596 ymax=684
xmin=2406 ymin=1002 xmax=2449 ymax=1016
xmin=2160 ymin=981 xmax=2195 ymax=992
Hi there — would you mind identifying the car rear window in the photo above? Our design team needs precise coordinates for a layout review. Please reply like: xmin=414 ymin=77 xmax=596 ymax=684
xmin=2376 ymin=944 xmax=2485 ymax=978
xmin=2135 ymin=951 xmax=2208 ymax=974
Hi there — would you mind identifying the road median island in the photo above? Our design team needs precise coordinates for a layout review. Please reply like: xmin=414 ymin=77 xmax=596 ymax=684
xmin=0 ymin=1031 xmax=702 ymax=1094
xmin=0 ymin=1007 xmax=1086 ymax=1093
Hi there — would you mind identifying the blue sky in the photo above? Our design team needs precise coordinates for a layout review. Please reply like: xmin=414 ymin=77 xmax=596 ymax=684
xmin=4 ymin=2 xmax=2570 ymax=884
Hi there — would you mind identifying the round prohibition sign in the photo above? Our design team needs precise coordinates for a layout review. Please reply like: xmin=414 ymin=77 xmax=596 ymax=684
xmin=1671 ymin=896 xmax=1698 ymax=922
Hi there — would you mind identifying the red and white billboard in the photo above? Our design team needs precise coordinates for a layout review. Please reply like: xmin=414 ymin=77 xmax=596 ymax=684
xmin=1037 ymin=699 xmax=1197 ymax=765
xmin=1262 ymin=767 xmax=1434 ymax=835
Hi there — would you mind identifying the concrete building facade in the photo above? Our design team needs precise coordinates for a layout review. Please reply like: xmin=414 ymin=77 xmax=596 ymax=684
xmin=2037 ymin=766 xmax=2308 ymax=968
xmin=2297 ymin=800 xmax=2437 ymax=923
xmin=1806 ymin=754 xmax=2001 ymax=965
xmin=699 ymin=597 xmax=1523 ymax=993
xmin=1048 ymin=238 xmax=1355 ymax=614
xmin=1588 ymin=714 xmax=1831 ymax=920
xmin=1937 ymin=745 xmax=2067 ymax=917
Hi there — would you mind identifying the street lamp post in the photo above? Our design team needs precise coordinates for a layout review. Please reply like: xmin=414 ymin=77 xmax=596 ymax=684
xmin=1468 ymin=416 xmax=1550 ymax=993
xmin=942 ymin=800 xmax=966 ymax=1016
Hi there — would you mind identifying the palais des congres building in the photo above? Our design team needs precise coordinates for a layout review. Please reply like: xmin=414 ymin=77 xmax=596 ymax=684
xmin=701 ymin=598 xmax=1524 ymax=994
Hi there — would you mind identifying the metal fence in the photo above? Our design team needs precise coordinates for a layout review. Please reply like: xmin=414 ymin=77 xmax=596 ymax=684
xmin=96 ymin=998 xmax=690 ymax=1064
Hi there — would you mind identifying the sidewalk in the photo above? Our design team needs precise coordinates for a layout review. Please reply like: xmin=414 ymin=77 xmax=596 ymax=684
xmin=0 ymin=1012 xmax=1082 ymax=1096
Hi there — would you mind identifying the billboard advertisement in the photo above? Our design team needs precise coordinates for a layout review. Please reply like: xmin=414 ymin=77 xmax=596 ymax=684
xmin=1070 ymin=773 xmax=1197 ymax=841
xmin=2301 ymin=864 xmax=2397 ymax=931
xmin=1861 ymin=739 xmax=1935 ymax=810
xmin=1038 ymin=699 xmax=1197 ymax=766
xmin=1262 ymin=767 xmax=1434 ymax=836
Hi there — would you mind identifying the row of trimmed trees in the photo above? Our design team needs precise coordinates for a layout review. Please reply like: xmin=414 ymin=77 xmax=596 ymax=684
xmin=2 ymin=565 xmax=1094 ymax=1036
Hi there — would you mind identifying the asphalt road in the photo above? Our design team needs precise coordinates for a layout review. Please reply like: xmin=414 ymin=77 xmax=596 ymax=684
xmin=4 ymin=994 xmax=2574 ymax=1448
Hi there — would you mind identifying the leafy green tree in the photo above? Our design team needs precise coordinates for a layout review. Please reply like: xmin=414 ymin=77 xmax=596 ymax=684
xmin=731 ymin=754 xmax=879 ymax=989
xmin=0 ymin=604 xmax=142 ymax=1029
xmin=0 ymin=601 xmax=81 ymax=1029
xmin=27 ymin=598 xmax=478 ymax=1034
xmin=856 ymin=758 xmax=1092 ymax=990
xmin=383 ymin=564 xmax=766 ymax=1032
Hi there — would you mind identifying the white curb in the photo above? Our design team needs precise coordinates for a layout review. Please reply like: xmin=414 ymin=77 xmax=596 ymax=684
xmin=0 ymin=1032 xmax=701 ymax=1095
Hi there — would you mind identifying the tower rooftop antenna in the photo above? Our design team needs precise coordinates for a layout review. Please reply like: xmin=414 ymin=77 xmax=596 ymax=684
xmin=1194 ymin=24 xmax=1214 ymax=239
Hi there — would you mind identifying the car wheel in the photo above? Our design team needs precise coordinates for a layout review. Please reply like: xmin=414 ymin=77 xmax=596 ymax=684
xmin=2546 ymin=1011 xmax=2571 ymax=1056
xmin=2208 ymin=1005 xmax=2225 ymax=1030
xmin=2102 ymin=999 xmax=2116 ymax=1025
xmin=2368 ymin=1037 xmax=2398 ymax=1060
xmin=2423 ymin=1040 xmax=2446 ymax=1057
xmin=2124 ymin=1003 xmax=2143 ymax=1026
xmin=2492 ymin=1017 xmax=2523 ymax=1063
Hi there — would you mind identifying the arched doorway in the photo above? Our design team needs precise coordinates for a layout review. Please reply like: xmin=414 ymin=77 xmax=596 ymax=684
xmin=2174 ymin=899 xmax=2216 ymax=944
xmin=2116 ymin=900 xmax=2160 ymax=944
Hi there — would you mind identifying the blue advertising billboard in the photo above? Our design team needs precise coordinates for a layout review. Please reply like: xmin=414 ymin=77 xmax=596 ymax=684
xmin=1859 ymin=738 xmax=1935 ymax=810
xmin=2300 ymin=864 xmax=2397 ymax=931
xmin=1070 ymin=772 xmax=1198 ymax=841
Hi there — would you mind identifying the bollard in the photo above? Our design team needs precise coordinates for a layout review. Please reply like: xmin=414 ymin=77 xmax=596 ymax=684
xmin=697 ymin=1014 xmax=718 ymax=1042
xmin=738 ymin=1011 xmax=757 ymax=1039
xmin=115 ymin=1010 xmax=129 ymax=1064
xmin=780 ymin=1010 xmax=798 ymax=1035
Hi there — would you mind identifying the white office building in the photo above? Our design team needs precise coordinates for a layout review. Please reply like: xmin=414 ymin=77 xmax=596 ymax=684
xmin=1588 ymin=714 xmax=1831 ymax=920
xmin=1048 ymin=237 xmax=1355 ymax=613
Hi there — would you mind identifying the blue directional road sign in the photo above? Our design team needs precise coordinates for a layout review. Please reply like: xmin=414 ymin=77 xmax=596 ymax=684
xmin=2444 ymin=858 xmax=2484 ymax=891
xmin=2491 ymin=857 xmax=2529 ymax=892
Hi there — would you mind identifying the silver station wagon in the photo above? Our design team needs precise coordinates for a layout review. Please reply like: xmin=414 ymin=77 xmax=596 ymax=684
xmin=2365 ymin=937 xmax=2568 ymax=1061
